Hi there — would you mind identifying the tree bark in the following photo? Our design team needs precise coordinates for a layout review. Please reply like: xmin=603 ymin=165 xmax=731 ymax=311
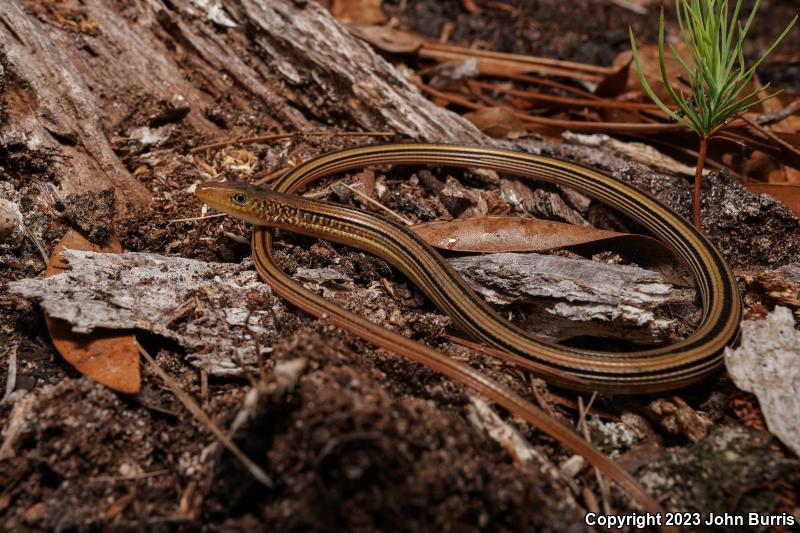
xmin=0 ymin=0 xmax=486 ymax=216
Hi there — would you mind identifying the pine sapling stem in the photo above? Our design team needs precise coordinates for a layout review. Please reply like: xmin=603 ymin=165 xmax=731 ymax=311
xmin=693 ymin=136 xmax=709 ymax=229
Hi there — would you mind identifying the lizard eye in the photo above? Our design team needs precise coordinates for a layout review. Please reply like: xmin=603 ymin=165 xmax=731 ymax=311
xmin=232 ymin=193 xmax=248 ymax=205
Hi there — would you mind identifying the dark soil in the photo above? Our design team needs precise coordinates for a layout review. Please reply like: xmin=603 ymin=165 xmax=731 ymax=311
xmin=1 ymin=1 xmax=799 ymax=532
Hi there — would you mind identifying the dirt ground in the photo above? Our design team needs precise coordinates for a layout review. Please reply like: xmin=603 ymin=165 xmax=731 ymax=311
xmin=1 ymin=1 xmax=800 ymax=531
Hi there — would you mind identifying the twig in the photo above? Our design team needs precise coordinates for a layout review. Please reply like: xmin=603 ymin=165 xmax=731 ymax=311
xmin=254 ymin=166 xmax=292 ymax=185
xmin=742 ymin=115 xmax=800 ymax=161
xmin=190 ymin=130 xmax=395 ymax=154
xmin=528 ymin=375 xmax=559 ymax=417
xmin=438 ymin=21 xmax=454 ymax=44
xmin=223 ymin=231 xmax=250 ymax=245
xmin=1 ymin=198 xmax=49 ymax=265
xmin=693 ymin=136 xmax=709 ymax=228
xmin=576 ymin=391 xmax=598 ymax=431
xmin=200 ymin=369 xmax=209 ymax=407
xmin=22 ymin=224 xmax=49 ymax=266
xmin=243 ymin=309 xmax=267 ymax=381
xmin=755 ymin=98 xmax=800 ymax=126
xmin=302 ymin=184 xmax=335 ymax=200
xmin=136 ymin=342 xmax=273 ymax=488
xmin=412 ymin=79 xmax=696 ymax=134
xmin=605 ymin=0 xmax=650 ymax=15
xmin=484 ymin=1 xmax=522 ymax=15
xmin=443 ymin=334 xmax=594 ymax=389
xmin=2 ymin=345 xmax=18 ymax=403
xmin=578 ymin=394 xmax=612 ymax=516
xmin=419 ymin=41 xmax=613 ymax=81
xmin=168 ymin=213 xmax=227 ymax=224
xmin=340 ymin=183 xmax=414 ymax=226
xmin=89 ymin=469 xmax=170 ymax=484
xmin=467 ymin=79 xmax=663 ymax=111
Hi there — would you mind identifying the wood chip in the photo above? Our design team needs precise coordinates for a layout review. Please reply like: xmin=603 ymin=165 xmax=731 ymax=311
xmin=449 ymin=252 xmax=695 ymax=344
xmin=725 ymin=306 xmax=800 ymax=456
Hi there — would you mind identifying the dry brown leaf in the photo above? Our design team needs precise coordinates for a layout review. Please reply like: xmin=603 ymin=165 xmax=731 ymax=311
xmin=347 ymin=24 xmax=423 ymax=53
xmin=756 ymin=85 xmax=800 ymax=183
xmin=413 ymin=216 xmax=684 ymax=280
xmin=616 ymin=42 xmax=694 ymax=103
xmin=45 ymin=229 xmax=141 ymax=394
xmin=594 ymin=58 xmax=631 ymax=98
xmin=463 ymin=107 xmax=526 ymax=139
xmin=413 ymin=216 xmax=632 ymax=253
xmin=331 ymin=0 xmax=386 ymax=25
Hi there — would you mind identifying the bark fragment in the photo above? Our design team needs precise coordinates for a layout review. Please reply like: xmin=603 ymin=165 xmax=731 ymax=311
xmin=725 ymin=306 xmax=800 ymax=456
xmin=449 ymin=252 xmax=696 ymax=344
xmin=8 ymin=250 xmax=284 ymax=376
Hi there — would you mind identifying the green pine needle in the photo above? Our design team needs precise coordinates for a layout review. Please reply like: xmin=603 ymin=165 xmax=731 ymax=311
xmin=630 ymin=0 xmax=797 ymax=138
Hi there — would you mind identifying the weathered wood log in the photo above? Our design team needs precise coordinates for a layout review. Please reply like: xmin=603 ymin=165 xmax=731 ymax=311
xmin=2 ymin=2 xmax=151 ymax=212
xmin=0 ymin=0 xmax=484 ymax=215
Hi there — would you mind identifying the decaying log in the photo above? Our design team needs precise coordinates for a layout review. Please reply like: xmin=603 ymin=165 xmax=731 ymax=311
xmin=1 ymin=2 xmax=151 ymax=212
xmin=0 ymin=0 xmax=484 ymax=214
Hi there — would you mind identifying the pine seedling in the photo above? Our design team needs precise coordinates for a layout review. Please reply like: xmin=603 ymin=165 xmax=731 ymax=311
xmin=630 ymin=0 xmax=797 ymax=228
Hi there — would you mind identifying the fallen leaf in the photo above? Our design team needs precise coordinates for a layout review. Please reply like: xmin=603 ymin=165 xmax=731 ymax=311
xmin=413 ymin=216 xmax=685 ymax=282
xmin=346 ymin=24 xmax=424 ymax=54
xmin=44 ymin=229 xmax=141 ymax=394
xmin=331 ymin=0 xmax=386 ymax=25
xmin=414 ymin=216 xmax=617 ymax=252
xmin=412 ymin=215 xmax=651 ymax=253
xmin=594 ymin=57 xmax=631 ymax=97
xmin=463 ymin=107 xmax=526 ymax=139
xmin=756 ymin=82 xmax=800 ymax=183
xmin=616 ymin=42 xmax=694 ymax=103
